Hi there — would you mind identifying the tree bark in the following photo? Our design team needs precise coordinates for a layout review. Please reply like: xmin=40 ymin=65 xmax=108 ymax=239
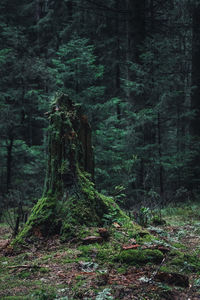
xmin=44 ymin=94 xmax=94 ymax=195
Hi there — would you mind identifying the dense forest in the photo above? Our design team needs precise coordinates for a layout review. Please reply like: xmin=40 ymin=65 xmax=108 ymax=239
xmin=1 ymin=1 xmax=200 ymax=299
xmin=1 ymin=0 xmax=200 ymax=211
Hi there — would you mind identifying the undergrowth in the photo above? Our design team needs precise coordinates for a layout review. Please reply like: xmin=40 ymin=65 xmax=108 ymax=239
xmin=2 ymin=201 xmax=200 ymax=299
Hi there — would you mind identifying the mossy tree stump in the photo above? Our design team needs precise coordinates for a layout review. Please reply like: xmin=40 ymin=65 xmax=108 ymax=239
xmin=13 ymin=94 xmax=134 ymax=246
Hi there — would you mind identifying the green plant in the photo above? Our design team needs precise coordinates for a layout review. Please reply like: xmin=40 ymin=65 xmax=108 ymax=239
xmin=112 ymin=185 xmax=126 ymax=206
xmin=151 ymin=214 xmax=166 ymax=226
xmin=194 ymin=278 xmax=200 ymax=287
xmin=96 ymin=288 xmax=114 ymax=300
xmin=102 ymin=206 xmax=119 ymax=225
xmin=18 ymin=270 xmax=31 ymax=279
xmin=30 ymin=289 xmax=56 ymax=300
xmin=137 ymin=206 xmax=150 ymax=226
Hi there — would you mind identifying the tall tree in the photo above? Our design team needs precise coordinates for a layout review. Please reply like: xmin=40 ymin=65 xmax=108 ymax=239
xmin=191 ymin=1 xmax=200 ymax=189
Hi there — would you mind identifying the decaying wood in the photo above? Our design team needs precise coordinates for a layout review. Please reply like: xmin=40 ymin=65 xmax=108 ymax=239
xmin=82 ymin=236 xmax=103 ymax=244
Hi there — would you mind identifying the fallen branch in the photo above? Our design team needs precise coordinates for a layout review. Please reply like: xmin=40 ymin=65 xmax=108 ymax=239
xmin=8 ymin=265 xmax=41 ymax=269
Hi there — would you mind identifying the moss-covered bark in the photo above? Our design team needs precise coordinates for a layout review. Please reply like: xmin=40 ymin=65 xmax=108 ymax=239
xmin=44 ymin=93 xmax=94 ymax=195
xmin=13 ymin=94 xmax=136 ymax=247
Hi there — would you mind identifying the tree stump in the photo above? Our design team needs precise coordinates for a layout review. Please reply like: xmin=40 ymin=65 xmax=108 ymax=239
xmin=13 ymin=94 xmax=131 ymax=247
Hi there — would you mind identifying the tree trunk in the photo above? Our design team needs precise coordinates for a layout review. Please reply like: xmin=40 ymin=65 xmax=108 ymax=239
xmin=115 ymin=0 xmax=121 ymax=120
xmin=190 ymin=3 xmax=200 ymax=189
xmin=13 ymin=94 xmax=130 ymax=246
xmin=191 ymin=3 xmax=200 ymax=137
xmin=6 ymin=135 xmax=13 ymax=193
xmin=157 ymin=113 xmax=164 ymax=198
xmin=128 ymin=0 xmax=146 ymax=64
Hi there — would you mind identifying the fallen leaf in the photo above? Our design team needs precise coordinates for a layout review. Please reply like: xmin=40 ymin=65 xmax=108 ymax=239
xmin=113 ymin=222 xmax=121 ymax=228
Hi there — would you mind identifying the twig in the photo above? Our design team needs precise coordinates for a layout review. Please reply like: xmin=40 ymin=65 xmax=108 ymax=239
xmin=150 ymin=256 xmax=166 ymax=282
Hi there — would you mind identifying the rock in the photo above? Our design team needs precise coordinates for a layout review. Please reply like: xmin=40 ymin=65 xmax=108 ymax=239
xmin=155 ymin=272 xmax=189 ymax=287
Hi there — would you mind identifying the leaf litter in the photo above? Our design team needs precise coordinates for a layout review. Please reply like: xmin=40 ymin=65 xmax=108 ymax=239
xmin=2 ymin=215 xmax=200 ymax=299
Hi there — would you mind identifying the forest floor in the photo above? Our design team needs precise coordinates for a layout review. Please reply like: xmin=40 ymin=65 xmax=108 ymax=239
xmin=1 ymin=203 xmax=200 ymax=299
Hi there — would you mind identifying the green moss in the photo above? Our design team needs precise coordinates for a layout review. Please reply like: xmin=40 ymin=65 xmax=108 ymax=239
xmin=40 ymin=267 xmax=50 ymax=274
xmin=114 ymin=249 xmax=164 ymax=265
xmin=59 ymin=168 xmax=140 ymax=241
xmin=12 ymin=195 xmax=59 ymax=248
xmin=117 ymin=266 xmax=129 ymax=274
xmin=17 ymin=270 xmax=32 ymax=279
xmin=134 ymin=233 xmax=156 ymax=244
xmin=160 ymin=265 xmax=174 ymax=273
xmin=97 ymin=248 xmax=115 ymax=262
xmin=76 ymin=242 xmax=116 ymax=263
xmin=172 ymin=253 xmax=200 ymax=272
xmin=171 ymin=242 xmax=187 ymax=249
xmin=168 ymin=249 xmax=184 ymax=257
xmin=29 ymin=288 xmax=56 ymax=300
xmin=151 ymin=215 xmax=166 ymax=226
xmin=162 ymin=249 xmax=200 ymax=273
xmin=72 ymin=278 xmax=88 ymax=298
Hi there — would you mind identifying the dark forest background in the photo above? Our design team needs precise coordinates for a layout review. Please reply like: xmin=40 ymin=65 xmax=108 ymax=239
xmin=1 ymin=0 xmax=200 ymax=215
